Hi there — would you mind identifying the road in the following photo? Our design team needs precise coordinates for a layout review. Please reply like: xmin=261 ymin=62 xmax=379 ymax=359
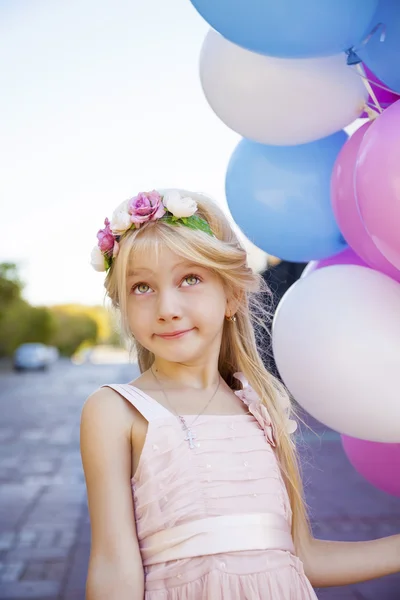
xmin=0 ymin=360 xmax=399 ymax=599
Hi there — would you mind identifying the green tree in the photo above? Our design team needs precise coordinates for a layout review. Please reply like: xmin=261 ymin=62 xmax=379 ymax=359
xmin=0 ymin=299 xmax=56 ymax=356
xmin=0 ymin=263 xmax=118 ymax=358
xmin=0 ymin=262 xmax=23 ymax=312
xmin=0 ymin=263 xmax=25 ymax=356
xmin=49 ymin=308 xmax=98 ymax=356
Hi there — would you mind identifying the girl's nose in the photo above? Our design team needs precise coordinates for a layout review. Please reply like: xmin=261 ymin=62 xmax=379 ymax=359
xmin=156 ymin=291 xmax=182 ymax=322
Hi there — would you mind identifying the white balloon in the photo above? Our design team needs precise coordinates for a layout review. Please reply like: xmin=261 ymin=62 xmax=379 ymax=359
xmin=272 ymin=265 xmax=400 ymax=442
xmin=200 ymin=29 xmax=367 ymax=146
xmin=300 ymin=262 xmax=316 ymax=278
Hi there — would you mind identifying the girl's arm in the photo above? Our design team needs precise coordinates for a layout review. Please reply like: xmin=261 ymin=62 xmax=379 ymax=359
xmin=297 ymin=519 xmax=400 ymax=587
xmin=80 ymin=388 xmax=145 ymax=600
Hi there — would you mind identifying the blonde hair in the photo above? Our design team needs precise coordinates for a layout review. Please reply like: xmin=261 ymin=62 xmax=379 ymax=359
xmin=104 ymin=190 xmax=310 ymax=547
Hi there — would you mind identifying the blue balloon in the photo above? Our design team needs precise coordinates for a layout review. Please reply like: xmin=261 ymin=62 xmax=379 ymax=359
xmin=225 ymin=133 xmax=348 ymax=262
xmin=357 ymin=0 xmax=400 ymax=93
xmin=190 ymin=0 xmax=378 ymax=58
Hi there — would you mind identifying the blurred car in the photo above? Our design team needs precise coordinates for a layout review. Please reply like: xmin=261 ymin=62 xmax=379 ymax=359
xmin=71 ymin=346 xmax=94 ymax=365
xmin=71 ymin=344 xmax=130 ymax=365
xmin=13 ymin=343 xmax=55 ymax=372
xmin=46 ymin=346 xmax=60 ymax=364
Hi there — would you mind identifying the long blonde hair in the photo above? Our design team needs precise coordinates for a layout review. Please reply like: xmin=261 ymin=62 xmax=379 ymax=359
xmin=104 ymin=190 xmax=309 ymax=548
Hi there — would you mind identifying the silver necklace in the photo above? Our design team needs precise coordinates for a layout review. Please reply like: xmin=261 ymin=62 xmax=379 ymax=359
xmin=150 ymin=366 xmax=221 ymax=449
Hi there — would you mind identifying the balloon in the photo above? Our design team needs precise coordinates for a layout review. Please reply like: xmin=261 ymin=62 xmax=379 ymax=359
xmin=190 ymin=0 xmax=378 ymax=59
xmin=272 ymin=265 xmax=400 ymax=442
xmin=302 ymin=247 xmax=369 ymax=278
xmin=342 ymin=436 xmax=400 ymax=498
xmin=200 ymin=30 xmax=368 ymax=146
xmin=331 ymin=120 xmax=400 ymax=281
xmin=355 ymin=100 xmax=400 ymax=270
xmin=360 ymin=64 xmax=400 ymax=117
xmin=225 ymin=134 xmax=348 ymax=262
xmin=357 ymin=0 xmax=400 ymax=93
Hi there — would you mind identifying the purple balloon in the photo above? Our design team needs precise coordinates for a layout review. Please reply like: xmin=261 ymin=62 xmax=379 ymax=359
xmin=360 ymin=65 xmax=400 ymax=118
xmin=355 ymin=100 xmax=400 ymax=271
xmin=342 ymin=435 xmax=400 ymax=498
xmin=303 ymin=247 xmax=369 ymax=277
xmin=331 ymin=120 xmax=400 ymax=282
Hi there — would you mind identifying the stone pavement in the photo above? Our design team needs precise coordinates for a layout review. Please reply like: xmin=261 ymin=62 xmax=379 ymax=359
xmin=0 ymin=361 xmax=399 ymax=599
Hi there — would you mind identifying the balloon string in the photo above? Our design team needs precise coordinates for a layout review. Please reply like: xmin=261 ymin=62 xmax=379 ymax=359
xmin=360 ymin=77 xmax=400 ymax=96
xmin=353 ymin=67 xmax=400 ymax=119
xmin=365 ymin=100 xmax=391 ymax=109
xmin=356 ymin=63 xmax=383 ymax=116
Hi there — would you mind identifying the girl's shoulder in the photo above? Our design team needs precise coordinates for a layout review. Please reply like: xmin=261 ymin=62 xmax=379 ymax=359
xmin=82 ymin=386 xmax=136 ymax=433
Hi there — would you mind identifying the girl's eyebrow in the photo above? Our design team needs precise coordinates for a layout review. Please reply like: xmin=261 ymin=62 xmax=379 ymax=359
xmin=127 ymin=261 xmax=203 ymax=278
xmin=127 ymin=268 xmax=152 ymax=277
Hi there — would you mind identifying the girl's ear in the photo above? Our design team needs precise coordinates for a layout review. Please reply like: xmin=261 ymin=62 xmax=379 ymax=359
xmin=225 ymin=291 xmax=242 ymax=319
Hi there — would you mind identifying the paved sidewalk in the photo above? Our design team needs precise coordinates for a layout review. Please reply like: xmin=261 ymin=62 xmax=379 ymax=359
xmin=0 ymin=361 xmax=125 ymax=600
xmin=0 ymin=362 xmax=399 ymax=599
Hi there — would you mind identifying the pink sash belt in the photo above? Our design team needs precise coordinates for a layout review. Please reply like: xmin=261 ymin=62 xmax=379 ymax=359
xmin=141 ymin=513 xmax=294 ymax=566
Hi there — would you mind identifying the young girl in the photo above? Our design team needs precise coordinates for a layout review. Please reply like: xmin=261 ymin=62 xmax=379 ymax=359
xmin=81 ymin=189 xmax=400 ymax=599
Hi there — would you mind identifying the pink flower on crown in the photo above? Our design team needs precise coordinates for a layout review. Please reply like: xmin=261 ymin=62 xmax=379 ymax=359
xmin=233 ymin=372 xmax=276 ymax=447
xmin=97 ymin=218 xmax=115 ymax=253
xmin=128 ymin=190 xmax=166 ymax=227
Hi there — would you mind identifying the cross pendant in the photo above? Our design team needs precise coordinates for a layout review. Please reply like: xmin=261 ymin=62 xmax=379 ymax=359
xmin=184 ymin=427 xmax=196 ymax=449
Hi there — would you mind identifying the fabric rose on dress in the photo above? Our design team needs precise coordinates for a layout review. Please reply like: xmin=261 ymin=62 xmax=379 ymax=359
xmin=163 ymin=190 xmax=198 ymax=218
xmin=128 ymin=190 xmax=166 ymax=227
xmin=90 ymin=245 xmax=107 ymax=272
xmin=233 ymin=372 xmax=276 ymax=447
xmin=96 ymin=218 xmax=114 ymax=253
xmin=233 ymin=372 xmax=298 ymax=444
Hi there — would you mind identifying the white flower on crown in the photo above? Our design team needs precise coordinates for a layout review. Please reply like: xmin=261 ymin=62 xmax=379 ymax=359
xmin=163 ymin=190 xmax=198 ymax=218
xmin=110 ymin=199 xmax=132 ymax=235
xmin=90 ymin=245 xmax=107 ymax=272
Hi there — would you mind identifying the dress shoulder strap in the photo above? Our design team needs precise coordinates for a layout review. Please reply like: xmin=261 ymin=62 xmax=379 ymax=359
xmin=101 ymin=383 xmax=171 ymax=422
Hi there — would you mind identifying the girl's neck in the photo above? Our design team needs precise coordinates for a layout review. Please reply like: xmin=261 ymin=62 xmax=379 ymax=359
xmin=151 ymin=360 xmax=220 ymax=391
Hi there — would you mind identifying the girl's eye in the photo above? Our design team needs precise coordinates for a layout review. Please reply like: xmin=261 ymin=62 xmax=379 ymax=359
xmin=131 ymin=275 xmax=201 ymax=294
xmin=182 ymin=274 xmax=201 ymax=287
xmin=132 ymin=283 xmax=152 ymax=295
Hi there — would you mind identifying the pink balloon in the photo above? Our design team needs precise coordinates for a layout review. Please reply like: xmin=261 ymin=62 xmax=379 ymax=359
xmin=342 ymin=435 xmax=400 ymax=498
xmin=315 ymin=247 xmax=367 ymax=269
xmin=360 ymin=65 xmax=400 ymax=118
xmin=331 ymin=120 xmax=400 ymax=282
xmin=355 ymin=100 xmax=400 ymax=270
xmin=303 ymin=247 xmax=368 ymax=277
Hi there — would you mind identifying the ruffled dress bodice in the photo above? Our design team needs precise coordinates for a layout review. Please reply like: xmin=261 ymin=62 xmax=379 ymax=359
xmin=102 ymin=377 xmax=317 ymax=599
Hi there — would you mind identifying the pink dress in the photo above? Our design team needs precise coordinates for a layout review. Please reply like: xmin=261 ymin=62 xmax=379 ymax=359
xmin=103 ymin=377 xmax=317 ymax=599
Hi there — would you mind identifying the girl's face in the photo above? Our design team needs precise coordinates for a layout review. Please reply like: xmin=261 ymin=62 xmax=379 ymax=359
xmin=126 ymin=246 xmax=230 ymax=365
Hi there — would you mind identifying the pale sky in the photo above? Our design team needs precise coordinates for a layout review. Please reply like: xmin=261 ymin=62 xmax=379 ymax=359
xmin=0 ymin=1 xmax=363 ymax=307
xmin=0 ymin=0 xmax=270 ymax=307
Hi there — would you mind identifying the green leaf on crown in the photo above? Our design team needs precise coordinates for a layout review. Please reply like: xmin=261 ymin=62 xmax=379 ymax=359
xmin=161 ymin=214 xmax=213 ymax=236
xmin=184 ymin=214 xmax=213 ymax=236
xmin=105 ymin=254 xmax=113 ymax=271
xmin=162 ymin=215 xmax=180 ymax=227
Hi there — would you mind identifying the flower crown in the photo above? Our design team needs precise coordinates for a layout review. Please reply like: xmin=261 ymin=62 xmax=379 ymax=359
xmin=91 ymin=190 xmax=213 ymax=272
